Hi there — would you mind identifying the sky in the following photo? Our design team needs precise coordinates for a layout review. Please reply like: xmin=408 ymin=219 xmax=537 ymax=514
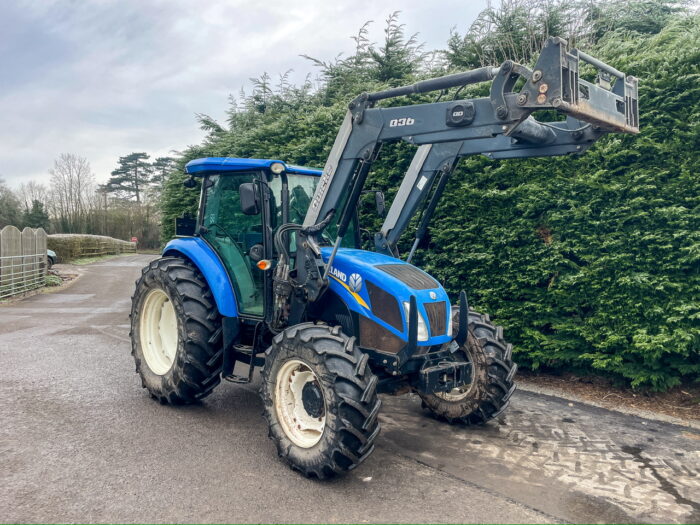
xmin=0 ymin=0 xmax=489 ymax=188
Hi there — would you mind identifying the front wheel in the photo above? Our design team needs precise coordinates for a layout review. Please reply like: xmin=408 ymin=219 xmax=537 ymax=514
xmin=419 ymin=309 xmax=517 ymax=424
xmin=261 ymin=323 xmax=381 ymax=478
xmin=130 ymin=257 xmax=223 ymax=404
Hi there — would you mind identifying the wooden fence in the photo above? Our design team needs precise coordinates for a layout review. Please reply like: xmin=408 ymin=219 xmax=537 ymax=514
xmin=0 ymin=226 xmax=47 ymax=299
xmin=47 ymin=234 xmax=136 ymax=261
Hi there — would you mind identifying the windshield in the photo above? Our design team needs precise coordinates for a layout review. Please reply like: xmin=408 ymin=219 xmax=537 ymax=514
xmin=268 ymin=173 xmax=356 ymax=247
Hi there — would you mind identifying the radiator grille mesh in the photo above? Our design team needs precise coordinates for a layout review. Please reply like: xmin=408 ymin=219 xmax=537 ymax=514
xmin=424 ymin=301 xmax=447 ymax=336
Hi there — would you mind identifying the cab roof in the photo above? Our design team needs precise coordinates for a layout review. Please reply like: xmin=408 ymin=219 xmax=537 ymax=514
xmin=185 ymin=157 xmax=323 ymax=177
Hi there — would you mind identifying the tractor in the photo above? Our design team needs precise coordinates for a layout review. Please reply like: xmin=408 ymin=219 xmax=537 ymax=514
xmin=130 ymin=37 xmax=638 ymax=478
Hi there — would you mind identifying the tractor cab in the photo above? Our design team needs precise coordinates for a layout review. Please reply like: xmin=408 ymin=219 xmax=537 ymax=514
xmin=177 ymin=158 xmax=356 ymax=318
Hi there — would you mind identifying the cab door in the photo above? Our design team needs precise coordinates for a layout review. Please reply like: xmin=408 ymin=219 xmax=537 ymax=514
xmin=200 ymin=173 xmax=266 ymax=317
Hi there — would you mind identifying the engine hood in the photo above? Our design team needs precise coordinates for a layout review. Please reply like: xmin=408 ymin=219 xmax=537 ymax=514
xmin=320 ymin=247 xmax=451 ymax=346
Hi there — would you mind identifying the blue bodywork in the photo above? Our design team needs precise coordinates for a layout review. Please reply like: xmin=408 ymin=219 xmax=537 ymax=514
xmin=163 ymin=237 xmax=238 ymax=317
xmin=166 ymin=156 xmax=452 ymax=350
xmin=320 ymin=248 xmax=451 ymax=347
xmin=186 ymin=157 xmax=323 ymax=177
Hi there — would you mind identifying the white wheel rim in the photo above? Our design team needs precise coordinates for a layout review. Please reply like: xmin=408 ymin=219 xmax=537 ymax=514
xmin=140 ymin=288 xmax=178 ymax=375
xmin=275 ymin=359 xmax=326 ymax=448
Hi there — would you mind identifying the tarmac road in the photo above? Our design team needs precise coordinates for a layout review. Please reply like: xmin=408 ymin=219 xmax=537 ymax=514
xmin=1 ymin=254 xmax=698 ymax=524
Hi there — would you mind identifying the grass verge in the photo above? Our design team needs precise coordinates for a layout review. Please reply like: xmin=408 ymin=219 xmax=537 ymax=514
xmin=69 ymin=254 xmax=123 ymax=265
xmin=44 ymin=274 xmax=63 ymax=287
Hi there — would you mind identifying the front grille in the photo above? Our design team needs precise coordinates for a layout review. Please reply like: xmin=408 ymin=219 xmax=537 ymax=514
xmin=376 ymin=264 xmax=439 ymax=290
xmin=366 ymin=280 xmax=403 ymax=331
xmin=359 ymin=316 xmax=404 ymax=354
xmin=424 ymin=301 xmax=447 ymax=336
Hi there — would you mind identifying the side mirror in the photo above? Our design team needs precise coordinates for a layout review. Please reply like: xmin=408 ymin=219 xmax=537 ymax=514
xmin=183 ymin=176 xmax=197 ymax=188
xmin=239 ymin=183 xmax=260 ymax=215
xmin=375 ymin=191 xmax=386 ymax=218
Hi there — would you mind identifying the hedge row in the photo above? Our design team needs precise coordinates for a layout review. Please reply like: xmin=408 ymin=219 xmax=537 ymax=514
xmin=418 ymin=20 xmax=700 ymax=389
xmin=48 ymin=234 xmax=136 ymax=261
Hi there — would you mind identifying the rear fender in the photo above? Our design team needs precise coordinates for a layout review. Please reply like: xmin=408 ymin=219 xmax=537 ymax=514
xmin=162 ymin=237 xmax=238 ymax=317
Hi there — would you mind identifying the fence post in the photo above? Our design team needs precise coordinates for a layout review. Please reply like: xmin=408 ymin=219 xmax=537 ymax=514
xmin=0 ymin=225 xmax=22 ymax=297
xmin=35 ymin=228 xmax=47 ymax=277
xmin=21 ymin=227 xmax=35 ymax=292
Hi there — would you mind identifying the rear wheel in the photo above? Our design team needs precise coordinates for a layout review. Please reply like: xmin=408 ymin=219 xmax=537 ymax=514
xmin=130 ymin=256 xmax=223 ymax=404
xmin=419 ymin=309 xmax=517 ymax=424
xmin=261 ymin=323 xmax=381 ymax=478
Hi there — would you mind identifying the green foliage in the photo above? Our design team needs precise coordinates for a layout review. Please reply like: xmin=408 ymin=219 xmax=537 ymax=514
xmin=421 ymin=16 xmax=700 ymax=390
xmin=102 ymin=152 xmax=153 ymax=203
xmin=445 ymin=0 xmax=690 ymax=68
xmin=159 ymin=4 xmax=699 ymax=390
xmin=0 ymin=177 xmax=22 ymax=228
xmin=160 ymin=160 xmax=200 ymax=242
xmin=70 ymin=254 xmax=121 ymax=265
xmin=22 ymin=199 xmax=50 ymax=229
xmin=152 ymin=157 xmax=177 ymax=187
xmin=44 ymin=274 xmax=63 ymax=287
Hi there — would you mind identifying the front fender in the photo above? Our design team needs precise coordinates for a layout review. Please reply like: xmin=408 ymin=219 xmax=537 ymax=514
xmin=163 ymin=237 xmax=238 ymax=317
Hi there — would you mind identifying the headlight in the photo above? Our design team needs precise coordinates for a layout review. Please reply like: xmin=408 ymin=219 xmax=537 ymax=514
xmin=270 ymin=162 xmax=285 ymax=174
xmin=403 ymin=301 xmax=429 ymax=341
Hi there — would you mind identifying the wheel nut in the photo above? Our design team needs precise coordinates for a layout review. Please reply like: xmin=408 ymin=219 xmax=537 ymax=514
xmin=537 ymin=94 xmax=547 ymax=104
xmin=538 ymin=83 xmax=548 ymax=94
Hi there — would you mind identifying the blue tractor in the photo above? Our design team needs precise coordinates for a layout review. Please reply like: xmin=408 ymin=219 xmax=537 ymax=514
xmin=130 ymin=38 xmax=638 ymax=477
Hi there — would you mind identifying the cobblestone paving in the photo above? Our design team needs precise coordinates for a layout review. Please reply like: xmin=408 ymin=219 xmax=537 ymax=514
xmin=380 ymin=392 xmax=700 ymax=524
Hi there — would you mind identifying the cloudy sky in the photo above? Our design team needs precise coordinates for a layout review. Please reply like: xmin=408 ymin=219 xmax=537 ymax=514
xmin=0 ymin=0 xmax=489 ymax=188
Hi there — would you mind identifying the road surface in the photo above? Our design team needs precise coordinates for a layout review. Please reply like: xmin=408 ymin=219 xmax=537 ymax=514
xmin=1 ymin=255 xmax=698 ymax=524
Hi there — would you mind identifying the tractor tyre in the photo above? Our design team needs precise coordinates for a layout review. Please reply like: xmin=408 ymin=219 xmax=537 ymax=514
xmin=130 ymin=256 xmax=223 ymax=404
xmin=419 ymin=309 xmax=517 ymax=424
xmin=261 ymin=323 xmax=381 ymax=479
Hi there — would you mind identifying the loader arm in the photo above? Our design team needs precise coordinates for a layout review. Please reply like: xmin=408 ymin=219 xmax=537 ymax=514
xmin=294 ymin=36 xmax=638 ymax=304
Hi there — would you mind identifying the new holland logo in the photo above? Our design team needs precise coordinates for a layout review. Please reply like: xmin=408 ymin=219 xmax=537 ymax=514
xmin=328 ymin=266 xmax=346 ymax=282
xmin=349 ymin=273 xmax=363 ymax=293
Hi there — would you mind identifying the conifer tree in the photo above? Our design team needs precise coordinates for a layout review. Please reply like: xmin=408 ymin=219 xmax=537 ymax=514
xmin=103 ymin=152 xmax=152 ymax=202
xmin=22 ymin=199 xmax=50 ymax=229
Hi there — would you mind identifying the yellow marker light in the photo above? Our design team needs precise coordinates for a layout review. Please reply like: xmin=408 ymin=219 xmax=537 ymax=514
xmin=257 ymin=259 xmax=272 ymax=271
xmin=270 ymin=162 xmax=285 ymax=174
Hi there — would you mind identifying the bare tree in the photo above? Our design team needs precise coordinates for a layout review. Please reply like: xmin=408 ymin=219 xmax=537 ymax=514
xmin=48 ymin=153 xmax=95 ymax=233
xmin=17 ymin=180 xmax=48 ymax=212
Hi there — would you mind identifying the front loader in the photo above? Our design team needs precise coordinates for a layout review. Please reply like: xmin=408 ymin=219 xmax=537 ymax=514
xmin=129 ymin=37 xmax=638 ymax=478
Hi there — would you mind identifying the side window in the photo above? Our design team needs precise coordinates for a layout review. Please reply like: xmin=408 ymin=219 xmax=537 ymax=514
xmin=201 ymin=173 xmax=265 ymax=316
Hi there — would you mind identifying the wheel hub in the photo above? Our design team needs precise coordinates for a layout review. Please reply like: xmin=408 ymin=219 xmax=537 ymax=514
xmin=301 ymin=381 xmax=324 ymax=419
